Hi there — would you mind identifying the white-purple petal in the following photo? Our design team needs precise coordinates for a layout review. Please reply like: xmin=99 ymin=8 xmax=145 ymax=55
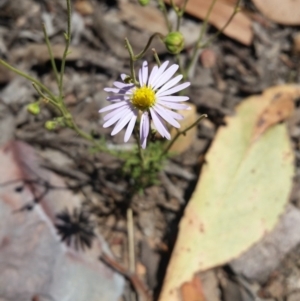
xmin=138 ymin=68 xmax=143 ymax=87
xmin=156 ymin=82 xmax=190 ymax=97
xmin=152 ymin=64 xmax=179 ymax=90
xmin=141 ymin=61 xmax=148 ymax=86
xmin=124 ymin=113 xmax=137 ymax=142
xmin=157 ymin=95 xmax=189 ymax=102
xmin=99 ymin=101 xmax=129 ymax=113
xmin=150 ymin=108 xmax=171 ymax=139
xmin=148 ymin=65 xmax=158 ymax=86
xmin=111 ymin=111 xmax=135 ymax=136
xmin=155 ymin=104 xmax=184 ymax=120
xmin=106 ymin=95 xmax=129 ymax=102
xmin=103 ymin=107 xmax=132 ymax=128
xmin=103 ymin=105 xmax=130 ymax=121
xmin=153 ymin=106 xmax=180 ymax=128
xmin=104 ymin=87 xmax=120 ymax=93
xmin=113 ymin=81 xmax=128 ymax=89
xmin=156 ymin=75 xmax=182 ymax=94
xmin=148 ymin=61 xmax=169 ymax=87
xmin=157 ymin=100 xmax=190 ymax=110
xmin=140 ymin=112 xmax=150 ymax=149
xmin=100 ymin=60 xmax=193 ymax=147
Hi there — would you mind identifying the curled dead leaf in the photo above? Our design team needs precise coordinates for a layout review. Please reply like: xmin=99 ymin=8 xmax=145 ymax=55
xmin=180 ymin=274 xmax=206 ymax=301
xmin=252 ymin=87 xmax=297 ymax=141
xmin=164 ymin=0 xmax=253 ymax=45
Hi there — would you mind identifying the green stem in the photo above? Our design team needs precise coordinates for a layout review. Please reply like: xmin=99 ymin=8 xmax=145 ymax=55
xmin=135 ymin=33 xmax=164 ymax=60
xmin=59 ymin=0 xmax=71 ymax=99
xmin=65 ymin=114 xmax=107 ymax=152
xmin=175 ymin=54 xmax=184 ymax=77
xmin=138 ymin=142 xmax=144 ymax=170
xmin=134 ymin=127 xmax=145 ymax=169
xmin=0 ymin=59 xmax=57 ymax=100
xmin=125 ymin=38 xmax=138 ymax=84
xmin=157 ymin=0 xmax=172 ymax=32
xmin=71 ymin=122 xmax=94 ymax=141
xmin=185 ymin=0 xmax=217 ymax=78
xmin=162 ymin=114 xmax=207 ymax=156
xmin=152 ymin=48 xmax=161 ymax=66
xmin=42 ymin=24 xmax=60 ymax=86
xmin=32 ymin=83 xmax=59 ymax=108
xmin=176 ymin=0 xmax=189 ymax=31
xmin=199 ymin=0 xmax=241 ymax=49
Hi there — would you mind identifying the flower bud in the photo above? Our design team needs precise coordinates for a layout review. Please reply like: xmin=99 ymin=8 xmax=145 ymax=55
xmin=45 ymin=120 xmax=57 ymax=131
xmin=27 ymin=102 xmax=40 ymax=115
xmin=123 ymin=75 xmax=133 ymax=84
xmin=138 ymin=0 xmax=150 ymax=6
xmin=163 ymin=32 xmax=184 ymax=54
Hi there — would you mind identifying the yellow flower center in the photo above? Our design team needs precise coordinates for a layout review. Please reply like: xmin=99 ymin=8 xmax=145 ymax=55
xmin=131 ymin=86 xmax=156 ymax=111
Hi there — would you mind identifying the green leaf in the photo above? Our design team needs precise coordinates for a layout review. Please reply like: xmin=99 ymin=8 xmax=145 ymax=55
xmin=159 ymin=85 xmax=296 ymax=301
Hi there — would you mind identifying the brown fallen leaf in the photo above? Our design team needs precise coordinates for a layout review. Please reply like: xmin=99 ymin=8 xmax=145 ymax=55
xmin=252 ymin=87 xmax=297 ymax=141
xmin=180 ymin=274 xmax=206 ymax=301
xmin=252 ymin=0 xmax=300 ymax=25
xmin=164 ymin=0 xmax=253 ymax=45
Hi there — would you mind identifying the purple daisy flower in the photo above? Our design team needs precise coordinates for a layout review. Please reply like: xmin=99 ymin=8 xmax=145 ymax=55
xmin=99 ymin=61 xmax=190 ymax=149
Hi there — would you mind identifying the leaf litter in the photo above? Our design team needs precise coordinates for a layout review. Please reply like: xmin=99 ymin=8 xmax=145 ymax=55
xmin=1 ymin=0 xmax=300 ymax=300
xmin=0 ymin=141 xmax=124 ymax=301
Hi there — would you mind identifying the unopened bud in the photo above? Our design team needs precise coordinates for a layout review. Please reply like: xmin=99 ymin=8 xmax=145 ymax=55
xmin=45 ymin=120 xmax=57 ymax=131
xmin=123 ymin=75 xmax=133 ymax=84
xmin=27 ymin=102 xmax=40 ymax=115
xmin=164 ymin=32 xmax=184 ymax=54
xmin=138 ymin=0 xmax=150 ymax=6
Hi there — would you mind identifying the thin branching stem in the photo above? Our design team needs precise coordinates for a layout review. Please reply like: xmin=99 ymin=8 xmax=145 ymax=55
xmin=32 ymin=83 xmax=59 ymax=108
xmin=185 ymin=0 xmax=218 ymax=78
xmin=59 ymin=0 xmax=71 ymax=99
xmin=176 ymin=0 xmax=189 ymax=31
xmin=134 ymin=128 xmax=145 ymax=168
xmin=135 ymin=33 xmax=164 ymax=60
xmin=162 ymin=114 xmax=207 ymax=156
xmin=0 ymin=0 xmax=109 ymax=156
xmin=157 ymin=0 xmax=172 ymax=32
xmin=152 ymin=48 xmax=161 ymax=66
xmin=200 ymin=0 xmax=241 ymax=49
xmin=125 ymin=38 xmax=138 ymax=84
xmin=185 ymin=0 xmax=241 ymax=79
xmin=0 ymin=59 xmax=57 ymax=100
xmin=42 ymin=24 xmax=60 ymax=86
xmin=175 ymin=54 xmax=185 ymax=76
